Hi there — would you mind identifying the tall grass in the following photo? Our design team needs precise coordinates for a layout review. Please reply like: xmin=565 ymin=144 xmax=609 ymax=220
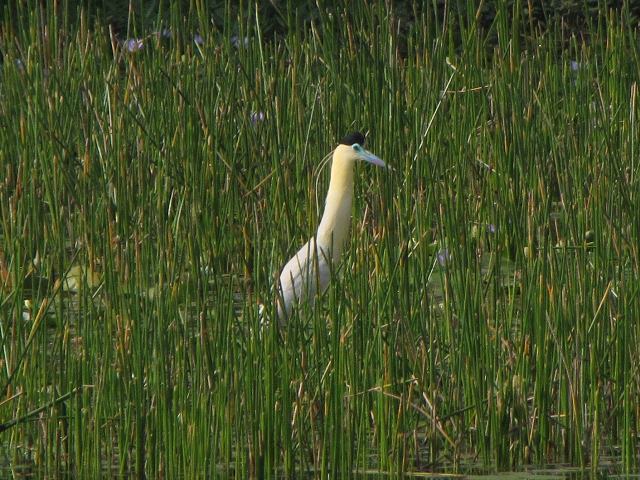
xmin=0 ymin=1 xmax=639 ymax=477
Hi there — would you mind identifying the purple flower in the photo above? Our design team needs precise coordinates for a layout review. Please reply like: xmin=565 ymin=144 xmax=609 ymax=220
xmin=126 ymin=38 xmax=144 ymax=52
xmin=570 ymin=60 xmax=581 ymax=72
xmin=486 ymin=223 xmax=496 ymax=234
xmin=437 ymin=249 xmax=450 ymax=267
xmin=194 ymin=34 xmax=204 ymax=46
xmin=250 ymin=111 xmax=265 ymax=125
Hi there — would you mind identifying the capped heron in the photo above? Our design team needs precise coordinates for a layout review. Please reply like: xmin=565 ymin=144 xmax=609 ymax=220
xmin=277 ymin=132 xmax=387 ymax=322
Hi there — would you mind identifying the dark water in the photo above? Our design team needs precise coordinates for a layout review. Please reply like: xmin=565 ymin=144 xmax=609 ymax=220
xmin=352 ymin=466 xmax=640 ymax=479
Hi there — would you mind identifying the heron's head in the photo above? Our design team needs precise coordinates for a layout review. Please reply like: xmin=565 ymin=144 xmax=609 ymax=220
xmin=333 ymin=131 xmax=386 ymax=168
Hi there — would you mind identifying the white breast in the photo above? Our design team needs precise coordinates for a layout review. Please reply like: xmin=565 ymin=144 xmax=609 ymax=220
xmin=277 ymin=237 xmax=332 ymax=321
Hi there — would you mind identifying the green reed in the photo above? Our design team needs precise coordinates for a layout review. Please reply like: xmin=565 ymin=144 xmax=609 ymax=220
xmin=0 ymin=1 xmax=638 ymax=477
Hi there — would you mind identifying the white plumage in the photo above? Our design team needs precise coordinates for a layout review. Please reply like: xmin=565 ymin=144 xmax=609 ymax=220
xmin=276 ymin=132 xmax=386 ymax=322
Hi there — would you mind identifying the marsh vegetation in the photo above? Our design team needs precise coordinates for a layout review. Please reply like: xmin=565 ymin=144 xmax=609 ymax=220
xmin=0 ymin=2 xmax=639 ymax=477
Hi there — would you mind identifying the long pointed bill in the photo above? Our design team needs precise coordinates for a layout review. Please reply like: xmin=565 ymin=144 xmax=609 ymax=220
xmin=361 ymin=150 xmax=387 ymax=168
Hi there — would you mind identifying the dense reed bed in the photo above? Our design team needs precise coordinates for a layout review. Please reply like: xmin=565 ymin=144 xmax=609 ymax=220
xmin=0 ymin=2 xmax=639 ymax=477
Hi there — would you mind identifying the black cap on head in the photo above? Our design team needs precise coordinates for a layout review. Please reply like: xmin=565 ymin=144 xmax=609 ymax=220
xmin=339 ymin=131 xmax=366 ymax=146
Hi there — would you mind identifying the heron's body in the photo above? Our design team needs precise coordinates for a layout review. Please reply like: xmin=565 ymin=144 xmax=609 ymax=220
xmin=277 ymin=133 xmax=385 ymax=321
